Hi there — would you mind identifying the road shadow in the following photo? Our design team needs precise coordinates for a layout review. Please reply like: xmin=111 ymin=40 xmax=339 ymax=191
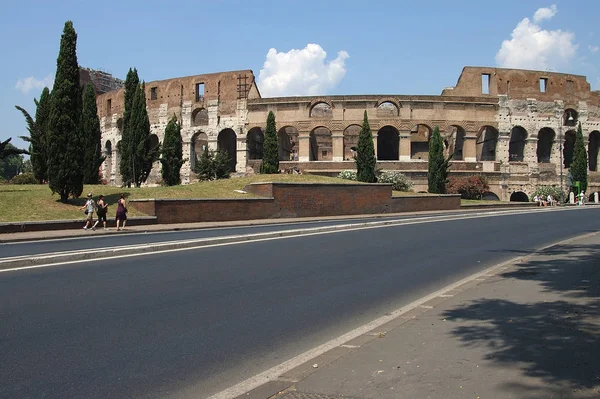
xmin=442 ymin=241 xmax=600 ymax=396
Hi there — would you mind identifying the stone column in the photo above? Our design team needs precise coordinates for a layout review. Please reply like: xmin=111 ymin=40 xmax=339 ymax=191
xmin=399 ymin=132 xmax=411 ymax=161
xmin=372 ymin=134 xmax=378 ymax=158
xmin=496 ymin=133 xmax=510 ymax=164
xmin=332 ymin=132 xmax=344 ymax=162
xmin=236 ymin=134 xmax=247 ymax=173
xmin=298 ymin=130 xmax=310 ymax=162
xmin=524 ymin=137 xmax=537 ymax=164
xmin=463 ymin=133 xmax=477 ymax=162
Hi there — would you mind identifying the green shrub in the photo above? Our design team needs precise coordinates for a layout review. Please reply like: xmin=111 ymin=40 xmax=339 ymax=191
xmin=194 ymin=149 xmax=231 ymax=180
xmin=377 ymin=171 xmax=413 ymax=191
xmin=446 ymin=175 xmax=489 ymax=199
xmin=10 ymin=173 xmax=39 ymax=185
xmin=338 ymin=170 xmax=357 ymax=181
xmin=532 ymin=185 xmax=566 ymax=203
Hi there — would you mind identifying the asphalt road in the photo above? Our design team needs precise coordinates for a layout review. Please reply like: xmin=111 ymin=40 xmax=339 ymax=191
xmin=1 ymin=207 xmax=598 ymax=398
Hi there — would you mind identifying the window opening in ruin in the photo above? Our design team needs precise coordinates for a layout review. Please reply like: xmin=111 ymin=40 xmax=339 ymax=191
xmin=536 ymin=128 xmax=555 ymax=163
xmin=564 ymin=109 xmax=577 ymax=127
xmin=218 ymin=81 xmax=221 ymax=101
xmin=377 ymin=126 xmax=400 ymax=160
xmin=310 ymin=102 xmax=333 ymax=118
xmin=563 ymin=130 xmax=576 ymax=168
xmin=217 ymin=128 xmax=237 ymax=172
xmin=588 ymin=131 xmax=600 ymax=171
xmin=539 ymin=78 xmax=548 ymax=93
xmin=476 ymin=126 xmax=498 ymax=161
xmin=509 ymin=126 xmax=527 ymax=162
xmin=106 ymin=99 xmax=112 ymax=115
xmin=246 ymin=127 xmax=264 ymax=160
xmin=196 ymin=83 xmax=205 ymax=102
xmin=278 ymin=126 xmax=299 ymax=161
xmin=481 ymin=74 xmax=490 ymax=95
xmin=150 ymin=87 xmax=157 ymax=100
xmin=507 ymin=80 xmax=510 ymax=96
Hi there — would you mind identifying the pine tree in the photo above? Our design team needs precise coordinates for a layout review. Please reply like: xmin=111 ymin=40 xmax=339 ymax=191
xmin=260 ymin=111 xmax=279 ymax=174
xmin=129 ymin=82 xmax=159 ymax=187
xmin=160 ymin=115 xmax=184 ymax=185
xmin=0 ymin=138 xmax=28 ymax=160
xmin=46 ymin=21 xmax=84 ymax=203
xmin=355 ymin=111 xmax=376 ymax=182
xmin=82 ymin=83 xmax=104 ymax=184
xmin=428 ymin=126 xmax=451 ymax=193
xmin=570 ymin=122 xmax=588 ymax=193
xmin=119 ymin=68 xmax=139 ymax=186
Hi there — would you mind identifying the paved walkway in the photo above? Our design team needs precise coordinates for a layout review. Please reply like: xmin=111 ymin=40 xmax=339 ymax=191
xmin=257 ymin=232 xmax=600 ymax=399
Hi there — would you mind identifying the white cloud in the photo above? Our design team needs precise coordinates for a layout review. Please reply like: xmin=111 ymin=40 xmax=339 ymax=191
xmin=533 ymin=5 xmax=557 ymax=23
xmin=496 ymin=6 xmax=578 ymax=71
xmin=257 ymin=44 xmax=349 ymax=97
xmin=589 ymin=45 xmax=599 ymax=53
xmin=15 ymin=75 xmax=53 ymax=94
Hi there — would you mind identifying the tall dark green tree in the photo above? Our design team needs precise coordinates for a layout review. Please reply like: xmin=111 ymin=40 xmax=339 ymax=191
xmin=260 ymin=111 xmax=279 ymax=174
xmin=119 ymin=68 xmax=140 ymax=186
xmin=160 ymin=115 xmax=184 ymax=185
xmin=82 ymin=83 xmax=104 ymax=184
xmin=0 ymin=143 xmax=25 ymax=180
xmin=15 ymin=87 xmax=50 ymax=182
xmin=46 ymin=21 xmax=84 ymax=202
xmin=570 ymin=122 xmax=588 ymax=193
xmin=128 ymin=82 xmax=159 ymax=187
xmin=355 ymin=111 xmax=376 ymax=182
xmin=428 ymin=126 xmax=451 ymax=193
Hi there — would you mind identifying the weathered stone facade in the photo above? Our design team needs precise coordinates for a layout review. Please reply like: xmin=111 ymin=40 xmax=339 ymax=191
xmin=96 ymin=66 xmax=600 ymax=201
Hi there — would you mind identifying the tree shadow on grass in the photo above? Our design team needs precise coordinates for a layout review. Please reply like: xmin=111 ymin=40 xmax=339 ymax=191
xmin=442 ymin=242 xmax=600 ymax=396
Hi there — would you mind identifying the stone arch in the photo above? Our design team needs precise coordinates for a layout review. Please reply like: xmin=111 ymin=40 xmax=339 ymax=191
xmin=246 ymin=127 xmax=264 ymax=160
xmin=509 ymin=126 xmax=528 ymax=162
xmin=446 ymin=125 xmax=465 ymax=160
xmin=377 ymin=125 xmax=399 ymax=160
xmin=190 ymin=131 xmax=208 ymax=170
xmin=278 ymin=126 xmax=299 ymax=161
xmin=482 ymin=191 xmax=500 ymax=201
xmin=309 ymin=126 xmax=332 ymax=161
xmin=564 ymin=130 xmax=576 ymax=168
xmin=104 ymin=140 xmax=113 ymax=182
xmin=537 ymin=127 xmax=555 ymax=163
xmin=376 ymin=101 xmax=399 ymax=117
xmin=510 ymin=191 xmax=529 ymax=202
xmin=411 ymin=124 xmax=432 ymax=160
xmin=343 ymin=124 xmax=361 ymax=160
xmin=192 ymin=107 xmax=209 ymax=127
xmin=476 ymin=126 xmax=499 ymax=161
xmin=309 ymin=102 xmax=333 ymax=119
xmin=218 ymin=128 xmax=237 ymax=172
xmin=563 ymin=108 xmax=578 ymax=127
xmin=588 ymin=130 xmax=600 ymax=171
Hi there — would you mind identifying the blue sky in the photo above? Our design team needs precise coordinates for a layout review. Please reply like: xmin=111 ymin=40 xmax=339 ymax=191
xmin=2 ymin=1 xmax=600 ymax=151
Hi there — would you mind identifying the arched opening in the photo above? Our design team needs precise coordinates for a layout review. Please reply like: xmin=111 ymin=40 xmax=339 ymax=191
xmin=190 ymin=132 xmax=208 ymax=170
xmin=509 ymin=126 xmax=528 ymax=162
xmin=564 ymin=130 xmax=576 ymax=168
xmin=104 ymin=140 xmax=112 ymax=181
xmin=309 ymin=127 xmax=332 ymax=161
xmin=192 ymin=108 xmax=209 ymax=127
xmin=411 ymin=124 xmax=431 ymax=160
xmin=343 ymin=125 xmax=361 ymax=160
xmin=447 ymin=125 xmax=465 ymax=160
xmin=476 ymin=126 xmax=498 ymax=161
xmin=278 ymin=126 xmax=299 ymax=161
xmin=482 ymin=192 xmax=500 ymax=201
xmin=376 ymin=101 xmax=399 ymax=117
xmin=218 ymin=128 xmax=237 ymax=172
xmin=377 ymin=125 xmax=399 ymax=160
xmin=537 ymin=128 xmax=555 ymax=163
xmin=510 ymin=191 xmax=529 ymax=202
xmin=310 ymin=102 xmax=333 ymax=119
xmin=588 ymin=131 xmax=600 ymax=171
xmin=246 ymin=127 xmax=264 ymax=160
xmin=563 ymin=108 xmax=578 ymax=127
xmin=588 ymin=192 xmax=599 ymax=203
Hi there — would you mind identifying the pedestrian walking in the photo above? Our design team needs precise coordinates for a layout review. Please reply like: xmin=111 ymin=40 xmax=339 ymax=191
xmin=92 ymin=194 xmax=109 ymax=230
xmin=579 ymin=191 xmax=586 ymax=206
xmin=79 ymin=193 xmax=96 ymax=230
xmin=115 ymin=194 xmax=128 ymax=231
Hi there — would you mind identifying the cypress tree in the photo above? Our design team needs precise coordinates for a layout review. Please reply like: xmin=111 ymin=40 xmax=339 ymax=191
xmin=260 ymin=111 xmax=279 ymax=174
xmin=46 ymin=21 xmax=83 ymax=203
xmin=160 ymin=115 xmax=184 ymax=185
xmin=355 ymin=111 xmax=376 ymax=182
xmin=428 ymin=126 xmax=451 ymax=193
xmin=82 ymin=83 xmax=104 ymax=184
xmin=129 ymin=82 xmax=158 ymax=187
xmin=34 ymin=87 xmax=51 ymax=182
xmin=570 ymin=122 xmax=588 ymax=193
xmin=119 ymin=68 xmax=139 ymax=186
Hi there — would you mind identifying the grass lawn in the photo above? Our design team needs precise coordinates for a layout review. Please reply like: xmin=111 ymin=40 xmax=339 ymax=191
xmin=461 ymin=199 xmax=513 ymax=205
xmin=0 ymin=174 xmax=366 ymax=222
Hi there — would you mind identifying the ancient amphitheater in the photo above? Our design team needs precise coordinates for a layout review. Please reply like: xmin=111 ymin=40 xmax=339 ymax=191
xmin=96 ymin=66 xmax=600 ymax=201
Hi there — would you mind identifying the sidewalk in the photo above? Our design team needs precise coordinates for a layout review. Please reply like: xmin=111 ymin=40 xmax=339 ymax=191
xmin=260 ymin=232 xmax=600 ymax=399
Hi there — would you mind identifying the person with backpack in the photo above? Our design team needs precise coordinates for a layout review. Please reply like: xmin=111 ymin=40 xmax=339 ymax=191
xmin=92 ymin=194 xmax=109 ymax=231
xmin=79 ymin=193 xmax=96 ymax=230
